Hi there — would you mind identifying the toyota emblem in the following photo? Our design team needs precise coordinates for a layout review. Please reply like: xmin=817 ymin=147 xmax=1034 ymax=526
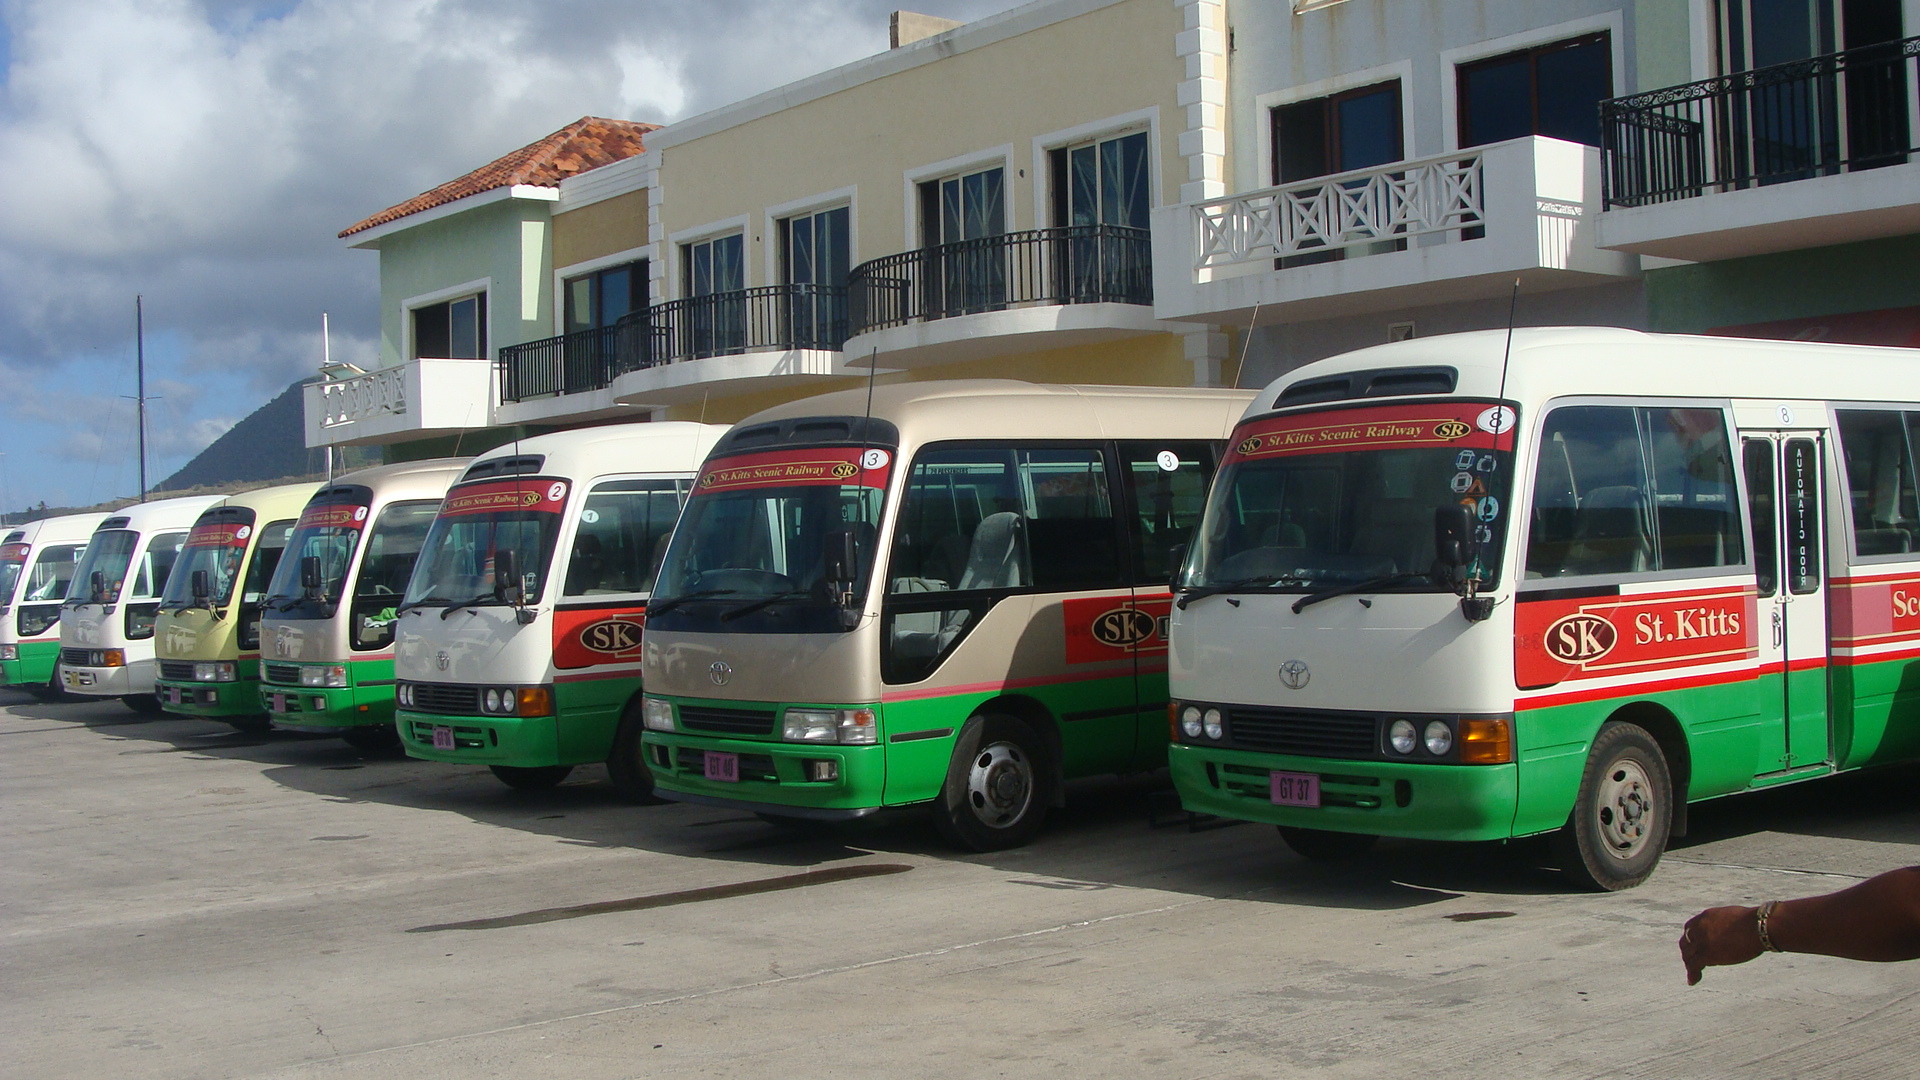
xmin=1278 ymin=659 xmax=1310 ymax=690
xmin=436 ymin=652 xmax=450 ymax=671
xmin=709 ymin=661 xmax=733 ymax=686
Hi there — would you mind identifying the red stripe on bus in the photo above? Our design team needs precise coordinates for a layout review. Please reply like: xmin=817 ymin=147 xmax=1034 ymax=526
xmin=882 ymin=663 xmax=1136 ymax=703
xmin=1833 ymin=641 xmax=1920 ymax=665
xmin=1518 ymin=665 xmax=1758 ymax=710
xmin=553 ymin=665 xmax=645 ymax=684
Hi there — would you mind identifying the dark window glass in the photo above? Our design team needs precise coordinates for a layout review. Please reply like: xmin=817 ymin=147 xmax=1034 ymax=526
xmin=1784 ymin=439 xmax=1822 ymax=594
xmin=352 ymin=500 xmax=441 ymax=650
xmin=1459 ymin=33 xmax=1613 ymax=148
xmin=562 ymin=480 xmax=689 ymax=598
xmin=412 ymin=294 xmax=487 ymax=359
xmin=1271 ymin=80 xmax=1403 ymax=183
xmin=1645 ymin=407 xmax=1744 ymax=570
xmin=1528 ymin=406 xmax=1653 ymax=578
xmin=1119 ymin=442 xmax=1214 ymax=584
xmin=1743 ymin=439 xmax=1779 ymax=597
xmin=1835 ymin=409 xmax=1919 ymax=555
xmin=564 ymin=260 xmax=648 ymax=333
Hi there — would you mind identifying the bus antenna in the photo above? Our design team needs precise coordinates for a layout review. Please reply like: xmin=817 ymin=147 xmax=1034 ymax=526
xmin=1496 ymin=275 xmax=1520 ymax=411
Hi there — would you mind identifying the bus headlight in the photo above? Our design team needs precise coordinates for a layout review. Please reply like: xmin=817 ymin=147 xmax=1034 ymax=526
xmin=194 ymin=662 xmax=237 ymax=682
xmin=783 ymin=707 xmax=878 ymax=745
xmin=301 ymin=665 xmax=348 ymax=688
xmin=0 ymin=645 xmax=16 ymax=661
xmin=1179 ymin=706 xmax=1203 ymax=739
xmin=1424 ymin=720 xmax=1453 ymax=757
xmin=641 ymin=696 xmax=674 ymax=731
xmin=396 ymin=683 xmax=414 ymax=708
xmin=1202 ymin=708 xmax=1224 ymax=741
xmin=1388 ymin=719 xmax=1417 ymax=755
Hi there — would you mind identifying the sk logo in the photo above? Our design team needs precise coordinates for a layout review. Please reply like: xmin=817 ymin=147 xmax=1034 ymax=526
xmin=579 ymin=618 xmax=642 ymax=655
xmin=1090 ymin=608 xmax=1156 ymax=648
xmin=1237 ymin=436 xmax=1263 ymax=456
xmin=1543 ymin=613 xmax=1617 ymax=664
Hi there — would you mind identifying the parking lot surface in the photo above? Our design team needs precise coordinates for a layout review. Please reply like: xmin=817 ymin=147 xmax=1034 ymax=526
xmin=2 ymin=690 xmax=1916 ymax=1080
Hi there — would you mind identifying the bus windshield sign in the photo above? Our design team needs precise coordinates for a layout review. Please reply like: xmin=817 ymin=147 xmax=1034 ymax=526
xmin=695 ymin=447 xmax=891 ymax=494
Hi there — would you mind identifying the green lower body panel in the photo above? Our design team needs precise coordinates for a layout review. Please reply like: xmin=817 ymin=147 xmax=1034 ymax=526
xmin=155 ymin=676 xmax=267 ymax=719
xmin=1 ymin=641 xmax=60 ymax=688
xmin=1168 ymin=743 xmax=1519 ymax=841
xmin=261 ymin=682 xmax=397 ymax=733
xmin=645 ymin=730 xmax=889 ymax=817
xmin=398 ymin=710 xmax=615 ymax=768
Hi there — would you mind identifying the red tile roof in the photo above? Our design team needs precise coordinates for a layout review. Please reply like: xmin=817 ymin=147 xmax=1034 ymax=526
xmin=340 ymin=116 xmax=658 ymax=238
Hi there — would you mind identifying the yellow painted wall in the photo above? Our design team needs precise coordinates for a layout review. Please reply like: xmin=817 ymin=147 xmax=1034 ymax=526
xmin=552 ymin=189 xmax=650 ymax=270
xmin=657 ymin=0 xmax=1182 ymax=284
xmin=659 ymin=331 xmax=1189 ymax=424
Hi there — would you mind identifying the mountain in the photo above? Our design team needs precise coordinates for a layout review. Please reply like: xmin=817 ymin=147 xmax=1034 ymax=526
xmin=155 ymin=379 xmax=377 ymax=493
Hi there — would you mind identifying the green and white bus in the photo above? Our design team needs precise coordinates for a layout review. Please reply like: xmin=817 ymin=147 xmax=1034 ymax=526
xmin=258 ymin=460 xmax=466 ymax=749
xmin=393 ymin=423 xmax=724 ymax=796
xmin=0 ymin=513 xmax=108 ymax=695
xmin=1168 ymin=328 xmax=1920 ymax=889
xmin=640 ymin=381 xmax=1252 ymax=850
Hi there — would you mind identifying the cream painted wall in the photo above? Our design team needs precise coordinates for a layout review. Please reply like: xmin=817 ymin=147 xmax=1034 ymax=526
xmin=553 ymin=189 xmax=650 ymax=269
xmin=655 ymin=0 xmax=1184 ymax=291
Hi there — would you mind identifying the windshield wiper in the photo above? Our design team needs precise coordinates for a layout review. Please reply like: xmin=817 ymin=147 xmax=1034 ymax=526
xmin=1290 ymin=572 xmax=1428 ymax=614
xmin=440 ymin=592 xmax=503 ymax=620
xmin=647 ymin=588 xmax=738 ymax=617
xmin=1175 ymin=574 xmax=1304 ymax=609
xmin=718 ymin=589 xmax=812 ymax=623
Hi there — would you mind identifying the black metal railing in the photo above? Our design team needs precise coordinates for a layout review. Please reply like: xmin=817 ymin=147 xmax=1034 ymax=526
xmin=498 ymin=284 xmax=847 ymax=403
xmin=1603 ymin=35 xmax=1920 ymax=208
xmin=847 ymin=224 xmax=1152 ymax=337
xmin=650 ymin=284 xmax=846 ymax=368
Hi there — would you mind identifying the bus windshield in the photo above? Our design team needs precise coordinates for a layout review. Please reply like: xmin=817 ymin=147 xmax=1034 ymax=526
xmin=403 ymin=478 xmax=570 ymax=609
xmin=650 ymin=447 xmax=889 ymax=634
xmin=1184 ymin=401 xmax=1516 ymax=593
xmin=160 ymin=511 xmax=257 ymax=610
xmin=267 ymin=495 xmax=372 ymax=618
xmin=0 ymin=542 xmax=27 ymax=604
xmin=68 ymin=530 xmax=138 ymax=603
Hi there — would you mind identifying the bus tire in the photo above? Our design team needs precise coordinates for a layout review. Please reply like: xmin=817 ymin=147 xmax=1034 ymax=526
xmin=122 ymin=694 xmax=166 ymax=715
xmin=1277 ymin=826 xmax=1378 ymax=862
xmin=1554 ymin=722 xmax=1672 ymax=892
xmin=341 ymin=723 xmax=400 ymax=752
xmin=490 ymin=764 xmax=574 ymax=790
xmin=932 ymin=713 xmax=1051 ymax=852
xmin=605 ymin=707 xmax=662 ymax=805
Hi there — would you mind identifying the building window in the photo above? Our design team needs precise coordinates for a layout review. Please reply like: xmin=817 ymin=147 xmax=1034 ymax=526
xmin=1457 ymin=33 xmax=1613 ymax=149
xmin=412 ymin=293 xmax=486 ymax=360
xmin=917 ymin=167 xmax=1007 ymax=314
xmin=780 ymin=206 xmax=850 ymax=349
xmin=564 ymin=260 xmax=648 ymax=334
xmin=1050 ymin=130 xmax=1150 ymax=230
xmin=1270 ymin=80 xmax=1404 ymax=265
xmin=682 ymin=234 xmax=745 ymax=356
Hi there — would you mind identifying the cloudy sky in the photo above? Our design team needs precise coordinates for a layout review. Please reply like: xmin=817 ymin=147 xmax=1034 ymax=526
xmin=0 ymin=0 xmax=1024 ymax=510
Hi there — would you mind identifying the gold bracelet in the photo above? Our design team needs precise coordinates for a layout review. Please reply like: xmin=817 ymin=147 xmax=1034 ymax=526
xmin=1756 ymin=900 xmax=1783 ymax=953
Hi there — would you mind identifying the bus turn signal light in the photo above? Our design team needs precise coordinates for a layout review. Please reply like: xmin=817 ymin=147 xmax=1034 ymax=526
xmin=515 ymin=687 xmax=554 ymax=717
xmin=1458 ymin=718 xmax=1514 ymax=764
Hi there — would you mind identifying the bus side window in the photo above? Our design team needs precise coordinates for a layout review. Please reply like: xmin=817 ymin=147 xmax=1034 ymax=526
xmin=1644 ymin=407 xmax=1743 ymax=571
xmin=1018 ymin=447 xmax=1122 ymax=591
xmin=1835 ymin=409 xmax=1918 ymax=556
xmin=1118 ymin=442 xmax=1213 ymax=584
xmin=1526 ymin=406 xmax=1652 ymax=578
xmin=1743 ymin=440 xmax=1778 ymax=598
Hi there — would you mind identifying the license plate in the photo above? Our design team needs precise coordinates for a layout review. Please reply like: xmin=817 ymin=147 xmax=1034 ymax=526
xmin=268 ymin=693 xmax=287 ymax=713
xmin=1270 ymin=770 xmax=1321 ymax=808
xmin=704 ymin=751 xmax=739 ymax=783
xmin=432 ymin=726 xmax=454 ymax=751
xmin=64 ymin=671 xmax=91 ymax=687
xmin=166 ymin=688 xmax=184 ymax=705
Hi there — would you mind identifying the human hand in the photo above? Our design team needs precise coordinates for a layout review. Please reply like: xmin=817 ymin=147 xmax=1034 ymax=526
xmin=1680 ymin=905 xmax=1764 ymax=985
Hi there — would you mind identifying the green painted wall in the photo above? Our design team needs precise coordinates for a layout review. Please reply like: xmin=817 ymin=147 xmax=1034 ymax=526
xmin=1647 ymin=234 xmax=1920 ymax=333
xmin=1633 ymin=0 xmax=1694 ymax=90
xmin=373 ymin=199 xmax=554 ymax=366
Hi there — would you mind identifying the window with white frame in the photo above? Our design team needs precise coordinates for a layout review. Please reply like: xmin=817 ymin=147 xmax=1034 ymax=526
xmin=779 ymin=206 xmax=849 ymax=348
xmin=682 ymin=234 xmax=745 ymax=356
xmin=564 ymin=260 xmax=648 ymax=334
xmin=412 ymin=292 xmax=486 ymax=359
xmin=1456 ymin=33 xmax=1613 ymax=148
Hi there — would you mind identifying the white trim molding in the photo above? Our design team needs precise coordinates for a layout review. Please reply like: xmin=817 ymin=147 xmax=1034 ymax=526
xmin=1174 ymin=0 xmax=1229 ymax=203
xmin=760 ymin=185 xmax=859 ymax=286
xmin=901 ymin=144 xmax=1018 ymax=241
xmin=400 ymin=276 xmax=491 ymax=362
xmin=549 ymin=245 xmax=653 ymax=335
xmin=343 ymin=185 xmax=559 ymax=249
xmin=665 ymin=214 xmax=752 ymax=299
xmin=1028 ymin=107 xmax=1162 ymax=228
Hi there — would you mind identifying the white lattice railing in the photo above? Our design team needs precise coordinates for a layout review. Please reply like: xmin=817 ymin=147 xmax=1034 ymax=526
xmin=1193 ymin=151 xmax=1484 ymax=270
xmin=320 ymin=365 xmax=407 ymax=427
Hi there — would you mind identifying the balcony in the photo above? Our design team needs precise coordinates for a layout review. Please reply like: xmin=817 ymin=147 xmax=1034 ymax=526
xmin=1599 ymin=37 xmax=1920 ymax=261
xmin=304 ymin=357 xmax=497 ymax=448
xmin=1151 ymin=136 xmax=1638 ymax=326
xmin=492 ymin=285 xmax=863 ymax=419
xmin=842 ymin=225 xmax=1166 ymax=367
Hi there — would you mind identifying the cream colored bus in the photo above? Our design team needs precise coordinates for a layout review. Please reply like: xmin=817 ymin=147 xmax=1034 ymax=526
xmin=640 ymin=380 xmax=1253 ymax=850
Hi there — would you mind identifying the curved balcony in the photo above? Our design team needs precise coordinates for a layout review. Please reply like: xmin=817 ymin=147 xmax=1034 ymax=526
xmin=844 ymin=225 xmax=1164 ymax=367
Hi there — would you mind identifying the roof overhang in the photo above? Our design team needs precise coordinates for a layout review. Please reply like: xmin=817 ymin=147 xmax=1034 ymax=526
xmin=342 ymin=184 xmax=560 ymax=250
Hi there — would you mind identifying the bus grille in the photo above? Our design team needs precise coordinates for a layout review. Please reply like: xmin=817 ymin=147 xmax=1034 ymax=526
xmin=677 ymin=705 xmax=777 ymax=736
xmin=1226 ymin=708 xmax=1377 ymax=759
xmin=59 ymin=648 xmax=93 ymax=667
xmin=157 ymin=661 xmax=197 ymax=682
xmin=263 ymin=663 xmax=301 ymax=685
xmin=406 ymin=682 xmax=481 ymax=715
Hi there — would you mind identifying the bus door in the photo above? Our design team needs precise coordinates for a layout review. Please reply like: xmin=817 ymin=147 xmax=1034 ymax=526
xmin=1741 ymin=432 xmax=1832 ymax=771
xmin=1117 ymin=441 xmax=1218 ymax=770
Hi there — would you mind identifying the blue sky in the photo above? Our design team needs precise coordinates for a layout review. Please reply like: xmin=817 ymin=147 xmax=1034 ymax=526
xmin=0 ymin=0 xmax=1023 ymax=512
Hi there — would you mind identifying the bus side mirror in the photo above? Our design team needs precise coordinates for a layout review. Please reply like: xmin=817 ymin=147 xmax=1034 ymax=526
xmin=90 ymin=571 xmax=105 ymax=602
xmin=1433 ymin=504 xmax=1478 ymax=570
xmin=191 ymin=569 xmax=210 ymax=601
xmin=494 ymin=549 xmax=520 ymax=599
xmin=825 ymin=529 xmax=859 ymax=584
xmin=300 ymin=555 xmax=323 ymax=592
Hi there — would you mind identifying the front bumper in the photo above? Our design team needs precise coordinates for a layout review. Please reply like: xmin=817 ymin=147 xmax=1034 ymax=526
xmin=398 ymin=710 xmax=565 ymax=767
xmin=1167 ymin=743 xmax=1518 ymax=841
xmin=643 ymin=730 xmax=888 ymax=816
xmin=262 ymin=682 xmax=394 ymax=733
xmin=155 ymin=677 xmax=264 ymax=718
xmin=61 ymin=661 xmax=148 ymax=697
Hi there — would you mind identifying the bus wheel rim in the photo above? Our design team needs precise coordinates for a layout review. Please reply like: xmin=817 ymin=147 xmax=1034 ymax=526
xmin=1595 ymin=757 xmax=1653 ymax=860
xmin=966 ymin=742 xmax=1032 ymax=829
